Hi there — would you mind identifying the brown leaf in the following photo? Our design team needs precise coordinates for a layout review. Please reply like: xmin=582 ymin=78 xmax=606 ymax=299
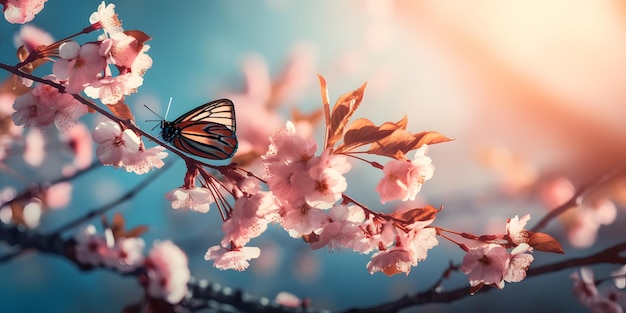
xmin=528 ymin=231 xmax=564 ymax=254
xmin=368 ymin=130 xmax=453 ymax=159
xmin=367 ymin=128 xmax=417 ymax=158
xmin=106 ymin=99 xmax=135 ymax=121
xmin=124 ymin=30 xmax=152 ymax=45
xmin=413 ymin=131 xmax=454 ymax=147
xmin=388 ymin=205 xmax=439 ymax=224
xmin=337 ymin=118 xmax=390 ymax=152
xmin=326 ymin=82 xmax=367 ymax=149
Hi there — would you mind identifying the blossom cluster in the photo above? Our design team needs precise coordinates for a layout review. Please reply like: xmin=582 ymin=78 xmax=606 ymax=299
xmin=461 ymin=215 xmax=536 ymax=292
xmin=73 ymin=224 xmax=190 ymax=304
xmin=7 ymin=2 xmax=166 ymax=173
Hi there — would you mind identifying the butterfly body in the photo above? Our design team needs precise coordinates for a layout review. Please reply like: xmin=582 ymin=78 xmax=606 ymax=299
xmin=159 ymin=99 xmax=238 ymax=160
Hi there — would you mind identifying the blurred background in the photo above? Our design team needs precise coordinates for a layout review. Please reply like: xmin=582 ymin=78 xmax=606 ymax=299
xmin=1 ymin=0 xmax=626 ymax=312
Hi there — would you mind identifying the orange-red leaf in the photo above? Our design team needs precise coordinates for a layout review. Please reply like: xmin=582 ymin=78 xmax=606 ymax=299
xmin=413 ymin=131 xmax=454 ymax=147
xmin=106 ymin=100 xmax=135 ymax=121
xmin=368 ymin=130 xmax=453 ymax=159
xmin=337 ymin=118 xmax=391 ymax=152
xmin=528 ymin=231 xmax=564 ymax=254
xmin=326 ymin=82 xmax=367 ymax=149
xmin=389 ymin=205 xmax=439 ymax=224
xmin=125 ymin=30 xmax=152 ymax=45
xmin=367 ymin=128 xmax=417 ymax=158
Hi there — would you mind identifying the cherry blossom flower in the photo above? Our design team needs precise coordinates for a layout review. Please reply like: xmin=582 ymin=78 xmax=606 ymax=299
xmin=401 ymin=227 xmax=438 ymax=265
xmin=145 ymin=240 xmax=190 ymax=304
xmin=311 ymin=204 xmax=365 ymax=251
xmin=103 ymin=237 xmax=145 ymax=272
xmin=29 ymin=78 xmax=89 ymax=132
xmin=53 ymin=42 xmax=107 ymax=94
xmin=571 ymin=267 xmax=623 ymax=313
xmin=2 ymin=0 xmax=46 ymax=24
xmin=263 ymin=121 xmax=317 ymax=164
xmin=89 ymin=1 xmax=123 ymax=35
xmin=92 ymin=120 xmax=139 ymax=167
xmin=165 ymin=187 xmax=214 ymax=213
xmin=376 ymin=145 xmax=434 ymax=204
xmin=367 ymin=246 xmax=414 ymax=275
xmin=61 ymin=122 xmax=93 ymax=170
xmin=123 ymin=145 xmax=167 ymax=174
xmin=12 ymin=92 xmax=55 ymax=128
xmin=300 ymin=165 xmax=347 ymax=209
xmin=504 ymin=243 xmax=533 ymax=283
xmin=13 ymin=24 xmax=53 ymax=53
xmin=221 ymin=192 xmax=279 ymax=247
xmin=84 ymin=72 xmax=143 ymax=104
xmin=461 ymin=244 xmax=509 ymax=289
xmin=567 ymin=199 xmax=617 ymax=248
xmin=204 ymin=245 xmax=261 ymax=271
xmin=506 ymin=214 xmax=531 ymax=245
xmin=279 ymin=202 xmax=328 ymax=238
xmin=74 ymin=224 xmax=107 ymax=266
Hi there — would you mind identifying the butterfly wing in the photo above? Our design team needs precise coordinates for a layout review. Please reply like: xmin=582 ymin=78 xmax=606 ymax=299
xmin=168 ymin=99 xmax=238 ymax=160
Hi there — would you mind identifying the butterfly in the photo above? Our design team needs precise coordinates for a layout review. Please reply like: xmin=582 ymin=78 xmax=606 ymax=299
xmin=154 ymin=99 xmax=238 ymax=160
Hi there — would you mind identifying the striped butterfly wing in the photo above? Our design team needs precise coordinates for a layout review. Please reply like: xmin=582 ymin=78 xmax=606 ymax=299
xmin=164 ymin=99 xmax=238 ymax=160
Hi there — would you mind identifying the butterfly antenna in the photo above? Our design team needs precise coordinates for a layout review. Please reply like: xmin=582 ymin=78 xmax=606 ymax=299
xmin=164 ymin=97 xmax=173 ymax=120
xmin=144 ymin=104 xmax=165 ymax=120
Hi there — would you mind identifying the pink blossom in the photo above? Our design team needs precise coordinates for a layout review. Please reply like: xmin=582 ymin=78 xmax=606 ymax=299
xmin=29 ymin=79 xmax=89 ymax=132
xmin=103 ymin=32 xmax=144 ymax=70
xmin=12 ymin=92 xmax=55 ymax=128
xmin=504 ymin=243 xmax=533 ymax=283
xmin=61 ymin=122 xmax=93 ymax=170
xmin=74 ymin=224 xmax=107 ymax=266
xmin=92 ymin=121 xmax=139 ymax=167
xmin=401 ymin=227 xmax=438 ymax=265
xmin=376 ymin=145 xmax=434 ymax=204
xmin=124 ymin=145 xmax=167 ymax=174
xmin=263 ymin=121 xmax=317 ymax=164
xmin=301 ymin=165 xmax=347 ymax=209
xmin=311 ymin=204 xmax=365 ymax=251
xmin=461 ymin=244 xmax=509 ymax=289
xmin=221 ymin=192 xmax=279 ymax=247
xmin=2 ymin=0 xmax=46 ymax=24
xmin=165 ymin=187 xmax=214 ymax=213
xmin=567 ymin=199 xmax=617 ymax=248
xmin=85 ymin=72 xmax=143 ymax=104
xmin=265 ymin=161 xmax=308 ymax=205
xmin=366 ymin=246 xmax=414 ymax=275
xmin=205 ymin=245 xmax=261 ymax=271
xmin=53 ymin=42 xmax=106 ymax=94
xmin=13 ymin=24 xmax=53 ymax=53
xmin=103 ymin=237 xmax=145 ymax=272
xmin=279 ymin=202 xmax=328 ymax=238
xmin=506 ymin=214 xmax=530 ymax=245
xmin=571 ymin=267 xmax=602 ymax=308
xmin=89 ymin=1 xmax=123 ymax=35
xmin=145 ymin=240 xmax=190 ymax=304
xmin=129 ymin=45 xmax=152 ymax=77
